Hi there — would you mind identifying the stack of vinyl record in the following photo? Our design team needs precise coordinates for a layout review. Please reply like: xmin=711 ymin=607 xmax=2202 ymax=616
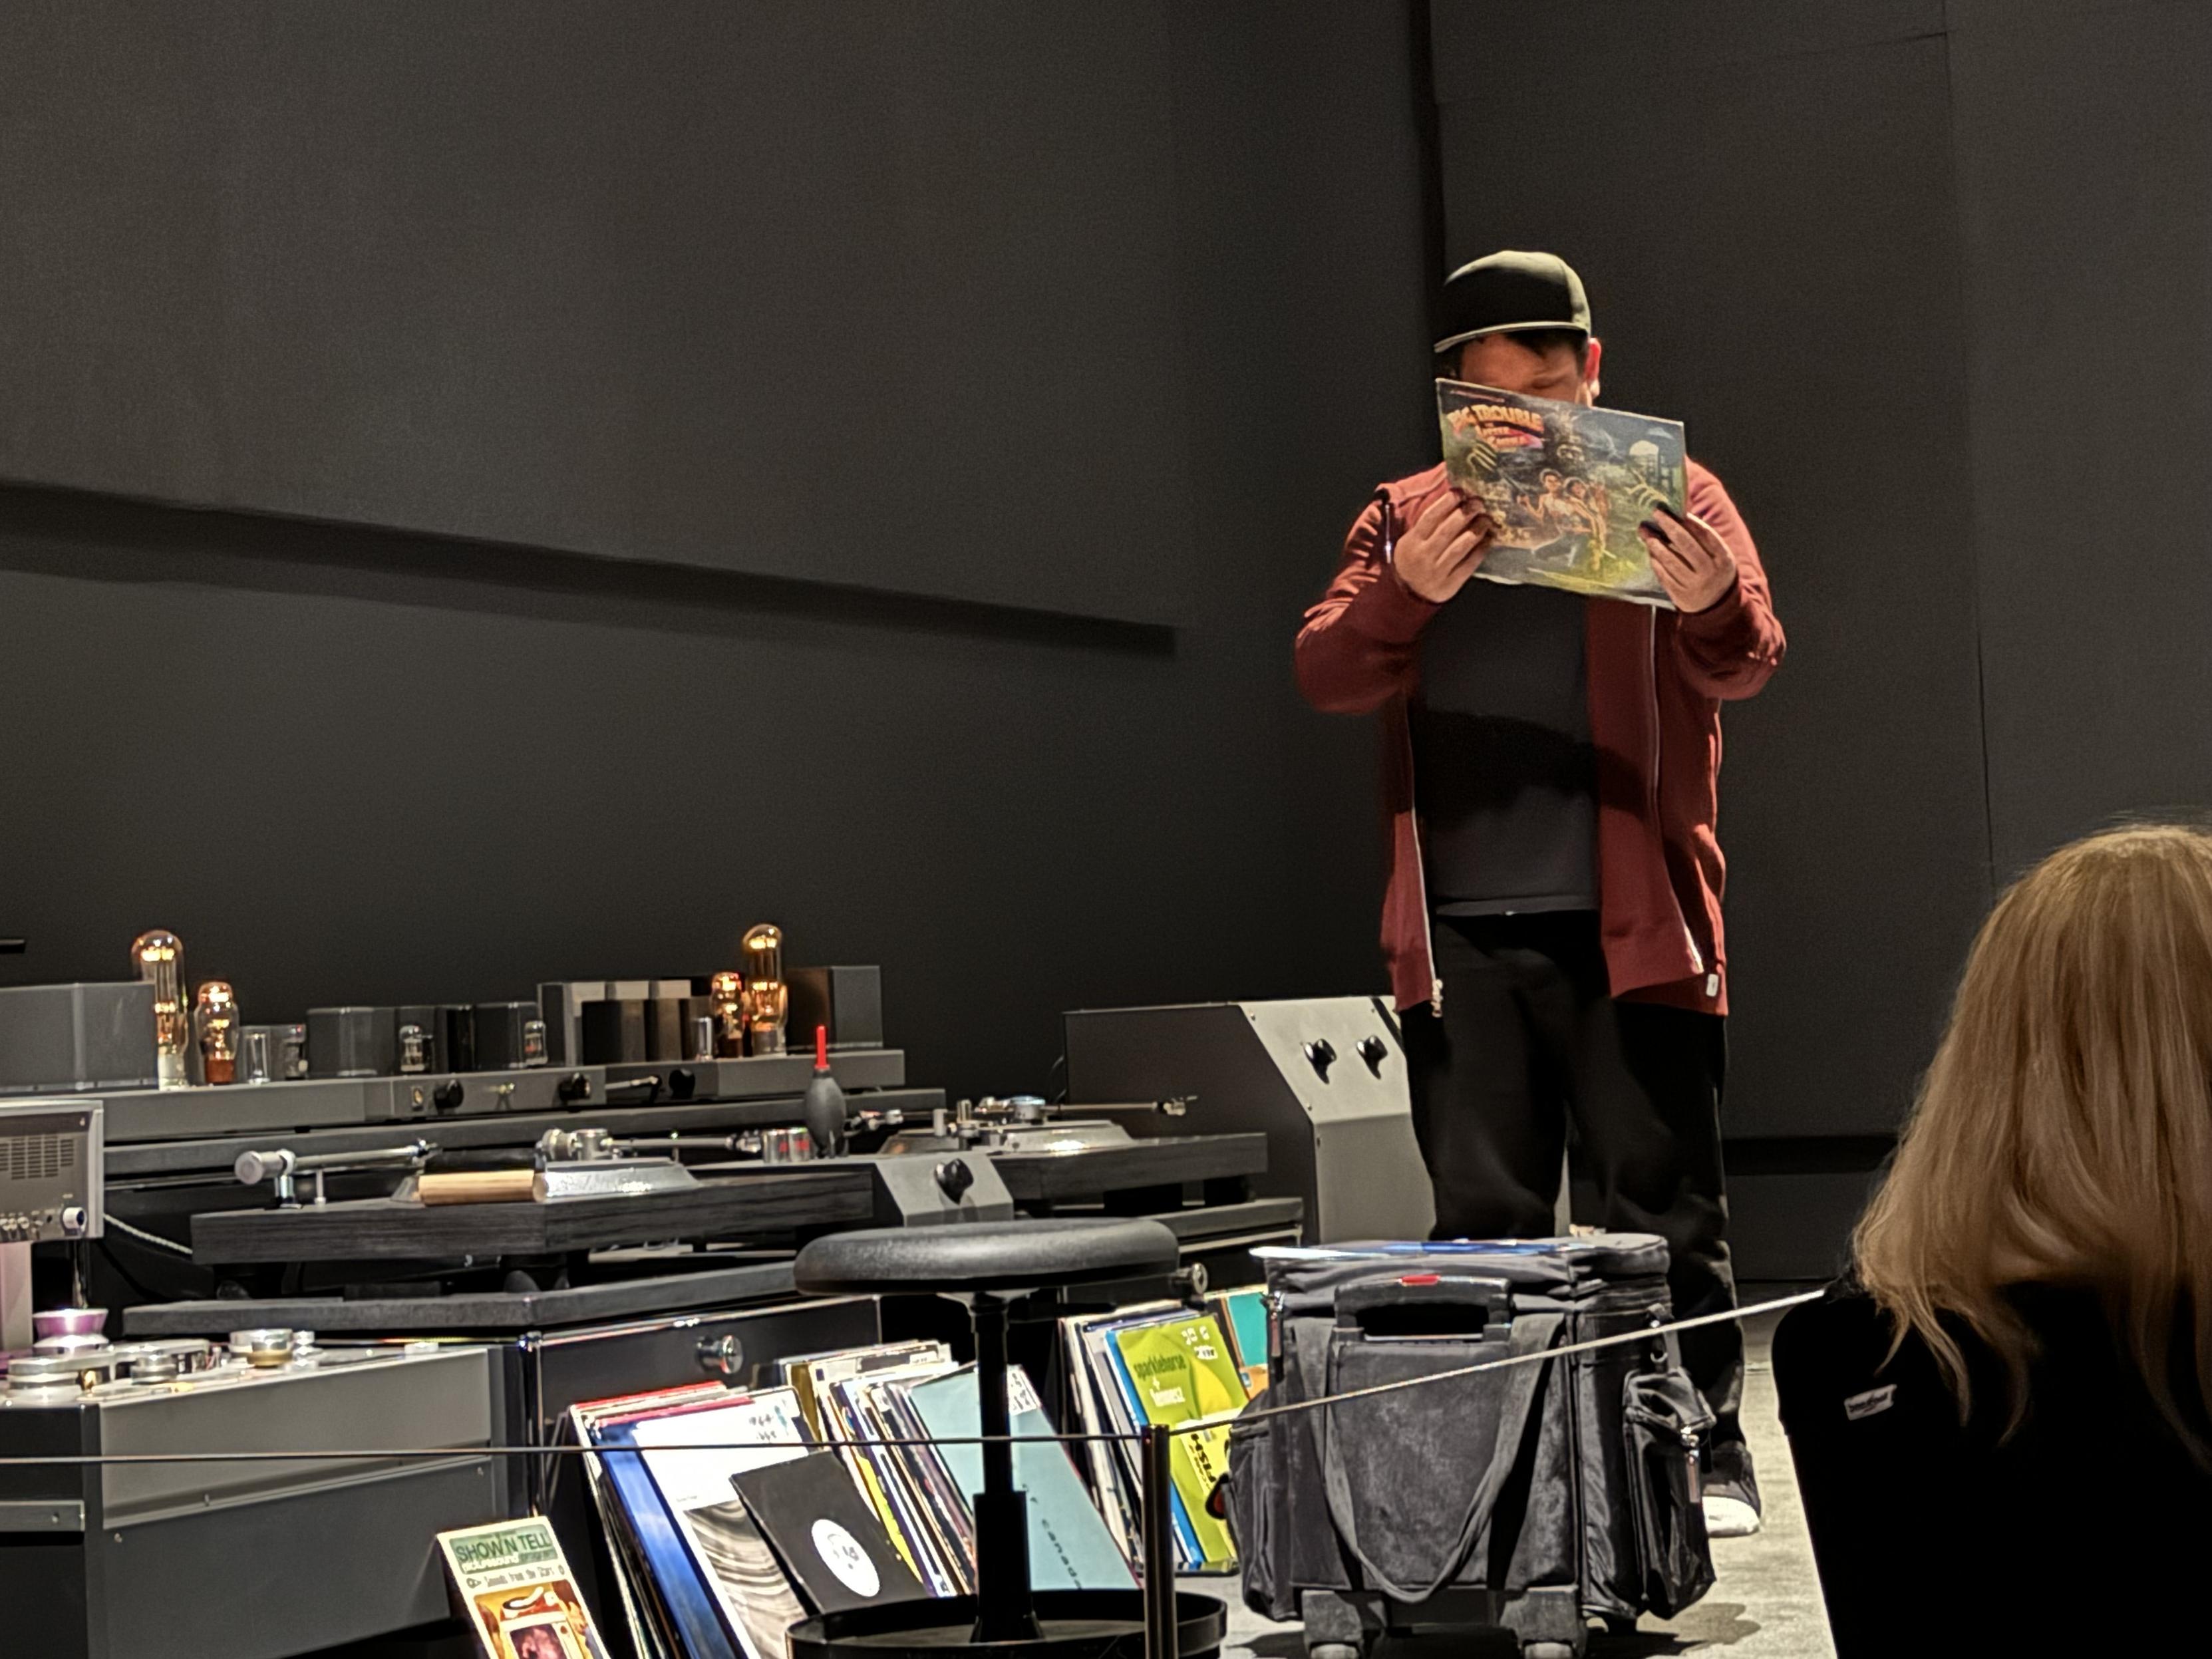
xmin=569 ymin=1340 xmax=1135 ymax=1659
xmin=1058 ymin=1287 xmax=1269 ymax=1574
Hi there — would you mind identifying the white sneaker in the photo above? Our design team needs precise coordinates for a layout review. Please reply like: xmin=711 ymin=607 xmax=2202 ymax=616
xmin=1702 ymin=1493 xmax=1763 ymax=1539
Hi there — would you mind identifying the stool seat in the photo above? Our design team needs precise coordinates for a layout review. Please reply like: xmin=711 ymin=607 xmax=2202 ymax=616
xmin=794 ymin=1217 xmax=1179 ymax=1296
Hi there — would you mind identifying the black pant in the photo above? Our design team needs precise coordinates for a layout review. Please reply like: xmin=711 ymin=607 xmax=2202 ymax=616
xmin=1400 ymin=910 xmax=1747 ymax=1465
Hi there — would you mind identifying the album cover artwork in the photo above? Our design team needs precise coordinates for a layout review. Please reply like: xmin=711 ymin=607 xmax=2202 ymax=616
xmin=630 ymin=1393 xmax=812 ymax=1659
xmin=438 ymin=1517 xmax=611 ymax=1659
xmin=1106 ymin=1316 xmax=1247 ymax=1569
xmin=1435 ymin=378 xmax=1686 ymax=608
xmin=906 ymin=1365 xmax=1135 ymax=1590
xmin=730 ymin=1451 xmax=930 ymax=1614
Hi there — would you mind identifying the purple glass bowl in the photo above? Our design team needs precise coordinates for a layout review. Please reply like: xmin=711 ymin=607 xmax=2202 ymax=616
xmin=31 ymin=1306 xmax=107 ymax=1341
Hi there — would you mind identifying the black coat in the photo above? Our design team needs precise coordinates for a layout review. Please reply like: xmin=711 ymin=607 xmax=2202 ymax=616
xmin=1774 ymin=1282 xmax=2212 ymax=1657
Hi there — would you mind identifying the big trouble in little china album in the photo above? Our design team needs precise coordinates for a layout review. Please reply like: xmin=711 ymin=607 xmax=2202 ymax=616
xmin=1436 ymin=378 xmax=1688 ymax=608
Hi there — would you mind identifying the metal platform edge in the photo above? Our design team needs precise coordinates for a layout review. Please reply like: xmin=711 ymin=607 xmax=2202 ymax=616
xmin=121 ymin=1258 xmax=804 ymax=1336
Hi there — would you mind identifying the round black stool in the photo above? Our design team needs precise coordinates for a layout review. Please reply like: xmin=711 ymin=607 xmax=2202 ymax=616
xmin=785 ymin=1217 xmax=1228 ymax=1658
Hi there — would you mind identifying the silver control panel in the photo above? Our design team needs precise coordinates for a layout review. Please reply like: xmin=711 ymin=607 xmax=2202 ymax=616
xmin=0 ymin=1098 xmax=103 ymax=1241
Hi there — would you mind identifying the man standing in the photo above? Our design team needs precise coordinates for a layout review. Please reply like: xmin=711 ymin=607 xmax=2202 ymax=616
xmin=1295 ymin=251 xmax=1784 ymax=1534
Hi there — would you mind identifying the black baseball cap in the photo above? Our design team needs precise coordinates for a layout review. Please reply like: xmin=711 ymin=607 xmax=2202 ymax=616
xmin=1433 ymin=250 xmax=1591 ymax=356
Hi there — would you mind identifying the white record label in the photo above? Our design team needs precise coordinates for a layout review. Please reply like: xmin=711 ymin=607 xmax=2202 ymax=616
xmin=812 ymin=1518 xmax=881 ymax=1598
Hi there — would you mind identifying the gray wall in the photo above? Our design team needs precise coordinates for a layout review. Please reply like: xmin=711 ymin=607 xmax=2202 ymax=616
xmin=0 ymin=1 xmax=1430 ymax=1098
xmin=1432 ymin=0 xmax=2212 ymax=1147
xmin=0 ymin=2 xmax=1197 ymax=624
xmin=12 ymin=1 xmax=2204 ymax=1273
xmin=1947 ymin=0 xmax=2212 ymax=875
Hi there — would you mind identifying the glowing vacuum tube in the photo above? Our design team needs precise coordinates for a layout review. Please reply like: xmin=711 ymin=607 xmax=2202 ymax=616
xmin=194 ymin=981 xmax=240 ymax=1086
xmin=708 ymin=971 xmax=746 ymax=1058
xmin=132 ymin=931 xmax=188 ymax=1090
xmin=740 ymin=925 xmax=788 ymax=1057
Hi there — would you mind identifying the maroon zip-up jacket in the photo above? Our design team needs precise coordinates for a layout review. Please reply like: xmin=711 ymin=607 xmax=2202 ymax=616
xmin=1296 ymin=460 xmax=1783 ymax=1016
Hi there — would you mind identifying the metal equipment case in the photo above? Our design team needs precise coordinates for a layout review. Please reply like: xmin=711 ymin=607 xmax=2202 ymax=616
xmin=0 ymin=1346 xmax=506 ymax=1659
xmin=1063 ymin=997 xmax=1434 ymax=1243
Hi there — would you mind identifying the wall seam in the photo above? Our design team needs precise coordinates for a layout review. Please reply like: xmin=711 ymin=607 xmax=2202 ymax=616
xmin=1939 ymin=0 xmax=2000 ymax=901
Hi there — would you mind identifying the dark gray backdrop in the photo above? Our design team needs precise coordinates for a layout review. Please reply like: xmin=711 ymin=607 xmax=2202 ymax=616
xmin=1432 ymin=0 xmax=2212 ymax=1269
xmin=1 ymin=3 xmax=1202 ymax=623
xmin=0 ymin=1 xmax=1426 ymax=1099
xmin=4 ymin=1 xmax=2203 ymax=1276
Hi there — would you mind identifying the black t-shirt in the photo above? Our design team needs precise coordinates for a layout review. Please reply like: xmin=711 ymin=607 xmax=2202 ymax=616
xmin=1409 ymin=580 xmax=1597 ymax=915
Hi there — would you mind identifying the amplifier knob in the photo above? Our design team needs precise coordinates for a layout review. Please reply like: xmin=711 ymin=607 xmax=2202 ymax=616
xmin=934 ymin=1157 xmax=976 ymax=1202
xmin=1357 ymin=1034 xmax=1389 ymax=1074
xmin=432 ymin=1081 xmax=466 ymax=1113
xmin=1303 ymin=1038 xmax=1338 ymax=1081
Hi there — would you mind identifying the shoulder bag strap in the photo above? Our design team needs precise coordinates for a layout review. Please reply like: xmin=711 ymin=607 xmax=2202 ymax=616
xmin=1317 ymin=1310 xmax=1562 ymax=1603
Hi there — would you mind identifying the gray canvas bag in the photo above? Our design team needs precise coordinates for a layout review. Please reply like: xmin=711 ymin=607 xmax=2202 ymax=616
xmin=1223 ymin=1234 xmax=1714 ymax=1658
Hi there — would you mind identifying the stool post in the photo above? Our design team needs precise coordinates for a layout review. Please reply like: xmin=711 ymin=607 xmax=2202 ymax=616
xmin=969 ymin=1292 xmax=1041 ymax=1642
xmin=1142 ymin=1424 xmax=1177 ymax=1659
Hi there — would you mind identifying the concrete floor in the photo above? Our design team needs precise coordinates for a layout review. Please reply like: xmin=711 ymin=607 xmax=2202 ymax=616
xmin=1207 ymin=1304 xmax=1835 ymax=1659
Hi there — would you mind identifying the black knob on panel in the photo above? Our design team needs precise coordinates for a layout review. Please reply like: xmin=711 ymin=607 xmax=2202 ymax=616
xmin=1303 ymin=1038 xmax=1337 ymax=1080
xmin=1358 ymin=1034 xmax=1389 ymax=1074
xmin=669 ymin=1067 xmax=698 ymax=1101
xmin=431 ymin=1081 xmax=466 ymax=1113
xmin=557 ymin=1072 xmax=591 ymax=1105
xmin=934 ymin=1157 xmax=976 ymax=1201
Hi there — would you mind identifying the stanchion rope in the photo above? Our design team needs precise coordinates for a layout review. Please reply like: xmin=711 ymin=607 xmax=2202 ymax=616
xmin=0 ymin=1288 xmax=1821 ymax=1467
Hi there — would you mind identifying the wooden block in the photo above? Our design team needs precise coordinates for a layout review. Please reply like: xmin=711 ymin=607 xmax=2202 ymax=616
xmin=418 ymin=1169 xmax=536 ymax=1206
xmin=191 ymin=1168 xmax=875 ymax=1263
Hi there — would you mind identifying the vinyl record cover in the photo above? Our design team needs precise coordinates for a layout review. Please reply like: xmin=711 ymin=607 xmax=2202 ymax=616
xmin=818 ymin=1356 xmax=961 ymax=1592
xmin=438 ymin=1517 xmax=612 ymax=1659
xmin=730 ymin=1451 xmax=932 ymax=1614
xmin=829 ymin=1375 xmax=955 ymax=1595
xmin=850 ymin=1375 xmax=973 ymax=1595
xmin=873 ymin=1374 xmax=980 ymax=1591
xmin=1061 ymin=1314 xmax=1140 ymax=1564
xmin=1096 ymin=1332 xmax=1201 ymax=1567
xmin=1436 ymin=378 xmax=1686 ymax=608
xmin=1108 ymin=1314 xmax=1251 ymax=1568
xmin=788 ymin=1342 xmax=952 ymax=1439
xmin=589 ymin=1419 xmax=744 ymax=1659
xmin=631 ymin=1392 xmax=812 ymax=1659
xmin=1076 ymin=1306 xmax=1203 ymax=1567
xmin=566 ymin=1406 xmax=675 ymax=1659
xmin=1209 ymin=1289 xmax=1271 ymax=1396
xmin=907 ymin=1364 xmax=1136 ymax=1591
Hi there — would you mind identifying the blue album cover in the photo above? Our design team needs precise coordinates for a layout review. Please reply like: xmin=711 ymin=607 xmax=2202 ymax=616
xmin=594 ymin=1422 xmax=742 ymax=1659
xmin=906 ymin=1366 xmax=1136 ymax=1591
xmin=1254 ymin=1239 xmax=1565 ymax=1261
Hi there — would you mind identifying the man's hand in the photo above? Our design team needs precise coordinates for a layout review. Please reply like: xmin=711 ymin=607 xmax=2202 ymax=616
xmin=1392 ymin=490 xmax=1495 ymax=604
xmin=1639 ymin=504 xmax=1738 ymax=614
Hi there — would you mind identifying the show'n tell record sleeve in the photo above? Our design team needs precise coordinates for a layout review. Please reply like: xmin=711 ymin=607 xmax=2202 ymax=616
xmin=1435 ymin=378 xmax=1687 ymax=608
xmin=438 ymin=1515 xmax=611 ymax=1659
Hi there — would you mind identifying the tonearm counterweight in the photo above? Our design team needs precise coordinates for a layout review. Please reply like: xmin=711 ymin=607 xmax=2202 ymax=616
xmin=234 ymin=1141 xmax=435 ymax=1208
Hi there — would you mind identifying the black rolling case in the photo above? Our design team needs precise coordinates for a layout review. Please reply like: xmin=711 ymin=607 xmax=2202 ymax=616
xmin=1223 ymin=1235 xmax=1714 ymax=1659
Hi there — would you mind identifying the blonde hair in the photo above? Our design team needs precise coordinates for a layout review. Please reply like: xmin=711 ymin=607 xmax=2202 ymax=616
xmin=1854 ymin=823 xmax=2212 ymax=1450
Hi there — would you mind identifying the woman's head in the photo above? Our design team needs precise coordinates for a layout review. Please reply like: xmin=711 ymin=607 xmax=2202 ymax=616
xmin=1855 ymin=822 xmax=2212 ymax=1442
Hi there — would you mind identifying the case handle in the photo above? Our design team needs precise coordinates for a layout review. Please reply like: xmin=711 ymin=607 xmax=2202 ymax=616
xmin=1335 ymin=1273 xmax=1514 ymax=1340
